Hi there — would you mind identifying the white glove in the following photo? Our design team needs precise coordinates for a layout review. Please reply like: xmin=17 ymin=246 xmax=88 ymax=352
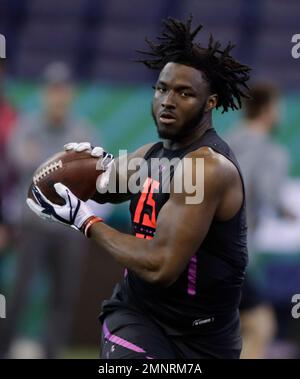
xmin=64 ymin=142 xmax=115 ymax=190
xmin=26 ymin=183 xmax=96 ymax=232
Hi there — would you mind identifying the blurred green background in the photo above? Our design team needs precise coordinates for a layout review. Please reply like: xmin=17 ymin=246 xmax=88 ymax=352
xmin=8 ymin=82 xmax=300 ymax=174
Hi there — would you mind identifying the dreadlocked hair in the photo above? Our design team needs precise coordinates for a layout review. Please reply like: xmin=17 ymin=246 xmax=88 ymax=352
xmin=136 ymin=16 xmax=251 ymax=113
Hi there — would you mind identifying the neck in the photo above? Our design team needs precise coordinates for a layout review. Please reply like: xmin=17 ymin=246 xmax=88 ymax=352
xmin=163 ymin=112 xmax=213 ymax=150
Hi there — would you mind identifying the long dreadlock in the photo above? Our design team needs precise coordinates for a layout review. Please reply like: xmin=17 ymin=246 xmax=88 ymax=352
xmin=136 ymin=16 xmax=251 ymax=113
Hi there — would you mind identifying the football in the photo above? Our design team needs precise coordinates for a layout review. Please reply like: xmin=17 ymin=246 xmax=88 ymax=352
xmin=28 ymin=150 xmax=103 ymax=205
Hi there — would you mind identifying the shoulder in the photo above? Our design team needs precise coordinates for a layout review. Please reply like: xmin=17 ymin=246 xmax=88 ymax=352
xmin=116 ymin=142 xmax=157 ymax=180
xmin=265 ymin=139 xmax=289 ymax=163
xmin=187 ymin=146 xmax=236 ymax=178
xmin=129 ymin=142 xmax=157 ymax=160
xmin=117 ymin=142 xmax=156 ymax=163
xmin=182 ymin=146 xmax=240 ymax=196
xmin=11 ymin=114 xmax=40 ymax=138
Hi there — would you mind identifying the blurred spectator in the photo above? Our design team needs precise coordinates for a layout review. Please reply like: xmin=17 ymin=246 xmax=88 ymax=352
xmin=0 ymin=62 xmax=98 ymax=358
xmin=226 ymin=83 xmax=294 ymax=358
xmin=0 ymin=61 xmax=17 ymax=161
xmin=227 ymin=84 xmax=292 ymax=237
xmin=0 ymin=59 xmax=18 ymax=277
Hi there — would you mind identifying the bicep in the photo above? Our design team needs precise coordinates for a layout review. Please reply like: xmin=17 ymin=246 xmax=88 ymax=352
xmin=150 ymin=161 xmax=221 ymax=285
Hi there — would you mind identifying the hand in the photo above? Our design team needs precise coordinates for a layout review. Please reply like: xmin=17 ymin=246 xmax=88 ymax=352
xmin=26 ymin=183 xmax=101 ymax=235
xmin=64 ymin=142 xmax=114 ymax=169
xmin=64 ymin=142 xmax=115 ymax=190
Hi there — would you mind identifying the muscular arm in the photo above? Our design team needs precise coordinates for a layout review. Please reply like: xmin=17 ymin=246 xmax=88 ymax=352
xmin=89 ymin=148 xmax=234 ymax=287
xmin=92 ymin=143 xmax=155 ymax=204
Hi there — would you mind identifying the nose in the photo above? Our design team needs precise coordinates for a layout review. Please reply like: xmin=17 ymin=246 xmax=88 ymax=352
xmin=162 ymin=91 xmax=176 ymax=109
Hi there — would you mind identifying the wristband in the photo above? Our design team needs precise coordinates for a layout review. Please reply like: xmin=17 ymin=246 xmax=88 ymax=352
xmin=81 ymin=216 xmax=103 ymax=238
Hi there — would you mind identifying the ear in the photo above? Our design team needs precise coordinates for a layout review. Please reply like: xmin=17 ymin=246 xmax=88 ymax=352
xmin=205 ymin=94 xmax=218 ymax=112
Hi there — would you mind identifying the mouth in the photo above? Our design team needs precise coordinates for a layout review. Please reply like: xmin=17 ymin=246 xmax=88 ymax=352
xmin=159 ymin=111 xmax=177 ymax=125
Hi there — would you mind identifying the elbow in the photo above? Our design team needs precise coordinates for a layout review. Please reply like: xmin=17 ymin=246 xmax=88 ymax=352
xmin=149 ymin=268 xmax=178 ymax=288
xmin=145 ymin=245 xmax=178 ymax=288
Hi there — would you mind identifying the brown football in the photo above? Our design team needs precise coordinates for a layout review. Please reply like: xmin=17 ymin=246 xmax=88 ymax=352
xmin=28 ymin=150 xmax=103 ymax=205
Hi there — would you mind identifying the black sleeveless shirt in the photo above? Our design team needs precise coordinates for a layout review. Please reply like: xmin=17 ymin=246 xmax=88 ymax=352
xmin=101 ymin=128 xmax=248 ymax=340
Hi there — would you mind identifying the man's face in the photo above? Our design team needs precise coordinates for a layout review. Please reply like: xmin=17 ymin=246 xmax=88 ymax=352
xmin=44 ymin=83 xmax=73 ymax=122
xmin=152 ymin=62 xmax=211 ymax=141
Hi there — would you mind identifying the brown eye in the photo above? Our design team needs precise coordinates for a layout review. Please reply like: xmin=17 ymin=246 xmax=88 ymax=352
xmin=158 ymin=87 xmax=166 ymax=94
xmin=180 ymin=92 xmax=192 ymax=97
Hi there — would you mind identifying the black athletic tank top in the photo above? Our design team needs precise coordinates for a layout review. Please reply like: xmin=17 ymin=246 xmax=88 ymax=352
xmin=101 ymin=128 xmax=248 ymax=340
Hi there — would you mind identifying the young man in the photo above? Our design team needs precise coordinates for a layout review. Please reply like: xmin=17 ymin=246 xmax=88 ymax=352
xmin=27 ymin=18 xmax=250 ymax=359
